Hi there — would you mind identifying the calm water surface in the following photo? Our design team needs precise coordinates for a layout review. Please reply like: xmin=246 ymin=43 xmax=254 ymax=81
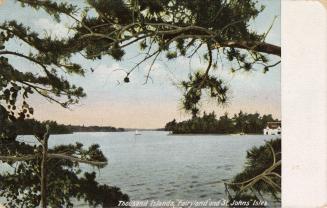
xmin=1 ymin=131 xmax=278 ymax=206
xmin=46 ymin=131 xmax=275 ymax=201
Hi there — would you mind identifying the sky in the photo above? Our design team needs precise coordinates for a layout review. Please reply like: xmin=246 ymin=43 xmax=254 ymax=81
xmin=0 ymin=0 xmax=281 ymax=129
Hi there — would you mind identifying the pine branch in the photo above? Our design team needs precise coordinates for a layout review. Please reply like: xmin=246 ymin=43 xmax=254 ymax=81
xmin=0 ymin=50 xmax=48 ymax=72
xmin=47 ymin=153 xmax=107 ymax=166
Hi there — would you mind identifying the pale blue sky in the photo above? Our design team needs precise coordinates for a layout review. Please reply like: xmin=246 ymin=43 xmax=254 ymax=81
xmin=0 ymin=0 xmax=280 ymax=128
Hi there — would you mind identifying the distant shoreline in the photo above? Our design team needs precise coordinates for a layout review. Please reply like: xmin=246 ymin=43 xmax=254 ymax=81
xmin=18 ymin=131 xmax=270 ymax=136
xmin=14 ymin=119 xmax=125 ymax=135
xmin=167 ymin=133 xmax=264 ymax=136
xmin=19 ymin=130 xmax=125 ymax=136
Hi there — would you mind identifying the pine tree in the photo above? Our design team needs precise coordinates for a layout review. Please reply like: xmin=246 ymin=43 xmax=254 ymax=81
xmin=226 ymin=139 xmax=281 ymax=206
xmin=10 ymin=0 xmax=280 ymax=115
xmin=0 ymin=1 xmax=129 ymax=207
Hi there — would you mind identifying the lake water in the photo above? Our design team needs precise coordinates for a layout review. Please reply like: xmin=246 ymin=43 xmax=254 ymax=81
xmin=2 ymin=131 xmax=278 ymax=205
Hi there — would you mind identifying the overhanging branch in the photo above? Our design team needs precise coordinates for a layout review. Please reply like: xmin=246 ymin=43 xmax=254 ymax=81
xmin=214 ymin=41 xmax=281 ymax=56
xmin=47 ymin=153 xmax=107 ymax=166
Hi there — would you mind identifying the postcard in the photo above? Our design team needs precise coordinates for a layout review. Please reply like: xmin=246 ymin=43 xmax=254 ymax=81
xmin=1 ymin=0 xmax=315 ymax=207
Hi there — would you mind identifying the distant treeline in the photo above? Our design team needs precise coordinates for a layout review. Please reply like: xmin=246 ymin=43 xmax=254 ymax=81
xmin=70 ymin=125 xmax=124 ymax=132
xmin=15 ymin=119 xmax=124 ymax=135
xmin=165 ymin=111 xmax=279 ymax=134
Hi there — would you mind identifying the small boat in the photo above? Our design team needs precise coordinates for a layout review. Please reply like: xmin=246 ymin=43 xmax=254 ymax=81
xmin=134 ymin=130 xmax=141 ymax=135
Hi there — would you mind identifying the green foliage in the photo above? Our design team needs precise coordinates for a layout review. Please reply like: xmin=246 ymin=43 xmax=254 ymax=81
xmin=0 ymin=21 xmax=86 ymax=123
xmin=69 ymin=125 xmax=125 ymax=133
xmin=0 ymin=114 xmax=127 ymax=206
xmin=165 ymin=111 xmax=278 ymax=134
xmin=1 ymin=106 xmax=128 ymax=207
xmin=166 ymin=51 xmax=178 ymax=59
xmin=227 ymin=139 xmax=281 ymax=205
xmin=19 ymin=0 xmax=77 ymax=22
xmin=180 ymin=71 xmax=229 ymax=117
xmin=7 ymin=0 xmax=280 ymax=113
xmin=10 ymin=119 xmax=72 ymax=135
xmin=0 ymin=2 xmax=130 ymax=206
xmin=0 ymin=133 xmax=129 ymax=207
xmin=6 ymin=119 xmax=125 ymax=135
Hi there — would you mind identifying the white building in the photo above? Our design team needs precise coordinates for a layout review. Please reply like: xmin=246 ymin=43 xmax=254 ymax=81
xmin=263 ymin=122 xmax=281 ymax=135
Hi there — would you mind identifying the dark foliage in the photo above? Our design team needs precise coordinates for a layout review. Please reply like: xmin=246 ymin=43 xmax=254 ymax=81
xmin=3 ymin=0 xmax=280 ymax=119
xmin=0 ymin=1 xmax=129 ymax=206
xmin=0 ymin=110 xmax=129 ymax=207
xmin=165 ymin=111 xmax=278 ymax=134
xmin=69 ymin=125 xmax=125 ymax=133
xmin=12 ymin=119 xmax=72 ymax=135
xmin=10 ymin=119 xmax=125 ymax=135
xmin=226 ymin=139 xmax=281 ymax=206
xmin=0 ymin=113 xmax=127 ymax=206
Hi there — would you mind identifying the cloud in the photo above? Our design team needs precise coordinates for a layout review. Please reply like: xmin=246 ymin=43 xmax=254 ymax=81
xmin=34 ymin=18 xmax=71 ymax=39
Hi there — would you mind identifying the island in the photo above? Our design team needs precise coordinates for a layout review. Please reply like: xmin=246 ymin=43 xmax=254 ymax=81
xmin=164 ymin=111 xmax=279 ymax=135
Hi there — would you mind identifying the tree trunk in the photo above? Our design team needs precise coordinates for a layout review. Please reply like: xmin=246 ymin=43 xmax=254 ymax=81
xmin=40 ymin=128 xmax=49 ymax=208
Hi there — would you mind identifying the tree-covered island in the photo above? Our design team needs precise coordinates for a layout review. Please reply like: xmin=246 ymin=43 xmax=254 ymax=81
xmin=165 ymin=111 xmax=279 ymax=134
